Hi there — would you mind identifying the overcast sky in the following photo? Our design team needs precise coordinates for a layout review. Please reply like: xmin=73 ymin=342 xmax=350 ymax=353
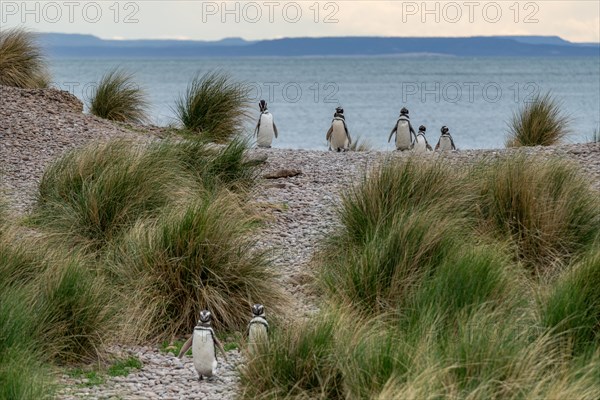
xmin=2 ymin=1 xmax=599 ymax=42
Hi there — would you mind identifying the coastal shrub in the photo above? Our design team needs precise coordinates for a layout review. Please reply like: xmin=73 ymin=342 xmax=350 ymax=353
xmin=506 ymin=93 xmax=570 ymax=147
xmin=88 ymin=68 xmax=148 ymax=123
xmin=174 ymin=70 xmax=251 ymax=143
xmin=541 ymin=248 xmax=600 ymax=354
xmin=240 ymin=310 xmax=344 ymax=400
xmin=111 ymin=192 xmax=284 ymax=339
xmin=320 ymin=208 xmax=463 ymax=314
xmin=31 ymin=140 xmax=191 ymax=252
xmin=474 ymin=155 xmax=600 ymax=273
xmin=0 ymin=28 xmax=49 ymax=88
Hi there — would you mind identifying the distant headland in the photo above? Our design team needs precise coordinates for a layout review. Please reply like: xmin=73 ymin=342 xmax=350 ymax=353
xmin=40 ymin=33 xmax=599 ymax=58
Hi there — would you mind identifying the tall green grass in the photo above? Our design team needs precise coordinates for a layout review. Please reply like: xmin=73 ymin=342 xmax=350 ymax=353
xmin=0 ymin=287 xmax=54 ymax=399
xmin=240 ymin=310 xmax=344 ymax=400
xmin=0 ymin=28 xmax=49 ymax=88
xmin=320 ymin=209 xmax=462 ymax=314
xmin=338 ymin=158 xmax=472 ymax=245
xmin=111 ymin=192 xmax=284 ymax=339
xmin=30 ymin=138 xmax=264 ymax=253
xmin=88 ymin=68 xmax=148 ymax=123
xmin=506 ymin=93 xmax=570 ymax=147
xmin=174 ymin=70 xmax=251 ymax=143
xmin=541 ymin=248 xmax=600 ymax=354
xmin=474 ymin=155 xmax=600 ymax=273
xmin=241 ymin=153 xmax=600 ymax=399
xmin=30 ymin=140 xmax=194 ymax=252
xmin=146 ymin=138 xmax=262 ymax=193
xmin=35 ymin=256 xmax=118 ymax=362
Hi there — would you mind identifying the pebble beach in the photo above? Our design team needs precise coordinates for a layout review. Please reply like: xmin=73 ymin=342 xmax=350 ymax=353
xmin=1 ymin=85 xmax=599 ymax=399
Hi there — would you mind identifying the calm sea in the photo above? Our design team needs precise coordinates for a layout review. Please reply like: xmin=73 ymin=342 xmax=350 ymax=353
xmin=49 ymin=57 xmax=600 ymax=150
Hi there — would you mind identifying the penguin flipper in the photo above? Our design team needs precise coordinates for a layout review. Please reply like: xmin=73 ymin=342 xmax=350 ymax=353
xmin=388 ymin=126 xmax=397 ymax=143
xmin=326 ymin=126 xmax=333 ymax=142
xmin=343 ymin=121 xmax=352 ymax=145
xmin=435 ymin=140 xmax=440 ymax=151
xmin=427 ymin=143 xmax=433 ymax=151
xmin=254 ymin=118 xmax=261 ymax=137
xmin=450 ymin=136 xmax=456 ymax=150
xmin=409 ymin=123 xmax=417 ymax=143
xmin=214 ymin=336 xmax=228 ymax=361
xmin=273 ymin=122 xmax=279 ymax=138
xmin=178 ymin=336 xmax=193 ymax=358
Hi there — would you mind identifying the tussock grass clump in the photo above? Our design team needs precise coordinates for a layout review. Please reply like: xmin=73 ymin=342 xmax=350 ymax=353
xmin=0 ymin=287 xmax=54 ymax=399
xmin=35 ymin=257 xmax=117 ymax=362
xmin=0 ymin=28 xmax=49 ymax=88
xmin=1 ymin=233 xmax=118 ymax=363
xmin=241 ymin=153 xmax=600 ymax=399
xmin=31 ymin=140 xmax=192 ymax=252
xmin=147 ymin=138 xmax=262 ymax=193
xmin=506 ymin=93 xmax=570 ymax=147
xmin=320 ymin=209 xmax=463 ymax=314
xmin=474 ymin=155 xmax=600 ymax=273
xmin=339 ymin=158 xmax=471 ymax=245
xmin=541 ymin=248 xmax=600 ymax=354
xmin=112 ymin=192 xmax=284 ymax=339
xmin=407 ymin=246 xmax=516 ymax=323
xmin=240 ymin=310 xmax=344 ymax=400
xmin=174 ymin=70 xmax=251 ymax=143
xmin=88 ymin=68 xmax=148 ymax=123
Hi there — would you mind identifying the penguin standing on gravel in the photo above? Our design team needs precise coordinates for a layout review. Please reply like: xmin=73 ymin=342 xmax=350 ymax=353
xmin=413 ymin=125 xmax=433 ymax=153
xmin=254 ymin=100 xmax=278 ymax=148
xmin=178 ymin=310 xmax=228 ymax=381
xmin=435 ymin=126 xmax=457 ymax=151
xmin=246 ymin=304 xmax=269 ymax=355
xmin=326 ymin=106 xmax=352 ymax=152
xmin=388 ymin=107 xmax=416 ymax=151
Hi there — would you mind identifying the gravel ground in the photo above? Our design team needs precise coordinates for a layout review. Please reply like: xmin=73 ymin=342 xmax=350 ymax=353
xmin=2 ymin=85 xmax=599 ymax=399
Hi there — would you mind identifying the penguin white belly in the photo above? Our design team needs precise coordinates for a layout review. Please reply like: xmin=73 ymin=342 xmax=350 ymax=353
xmin=330 ymin=121 xmax=349 ymax=151
xmin=257 ymin=114 xmax=275 ymax=148
xmin=192 ymin=330 xmax=217 ymax=377
xmin=438 ymin=136 xmax=453 ymax=151
xmin=395 ymin=121 xmax=412 ymax=150
xmin=413 ymin=135 xmax=428 ymax=153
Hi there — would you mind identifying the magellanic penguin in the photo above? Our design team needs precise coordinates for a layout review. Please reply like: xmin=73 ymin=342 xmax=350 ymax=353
xmin=178 ymin=310 xmax=228 ymax=381
xmin=326 ymin=107 xmax=352 ymax=152
xmin=413 ymin=125 xmax=433 ymax=153
xmin=254 ymin=100 xmax=279 ymax=148
xmin=435 ymin=126 xmax=457 ymax=151
xmin=246 ymin=304 xmax=269 ymax=355
xmin=388 ymin=107 xmax=417 ymax=151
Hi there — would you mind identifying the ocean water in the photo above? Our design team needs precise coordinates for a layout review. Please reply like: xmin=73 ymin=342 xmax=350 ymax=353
xmin=49 ymin=56 xmax=600 ymax=150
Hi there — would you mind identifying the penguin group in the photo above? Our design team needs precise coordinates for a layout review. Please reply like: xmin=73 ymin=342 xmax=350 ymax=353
xmin=178 ymin=304 xmax=269 ymax=381
xmin=253 ymin=100 xmax=457 ymax=152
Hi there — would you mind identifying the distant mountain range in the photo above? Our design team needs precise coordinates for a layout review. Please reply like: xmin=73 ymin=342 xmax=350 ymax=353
xmin=40 ymin=33 xmax=599 ymax=58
